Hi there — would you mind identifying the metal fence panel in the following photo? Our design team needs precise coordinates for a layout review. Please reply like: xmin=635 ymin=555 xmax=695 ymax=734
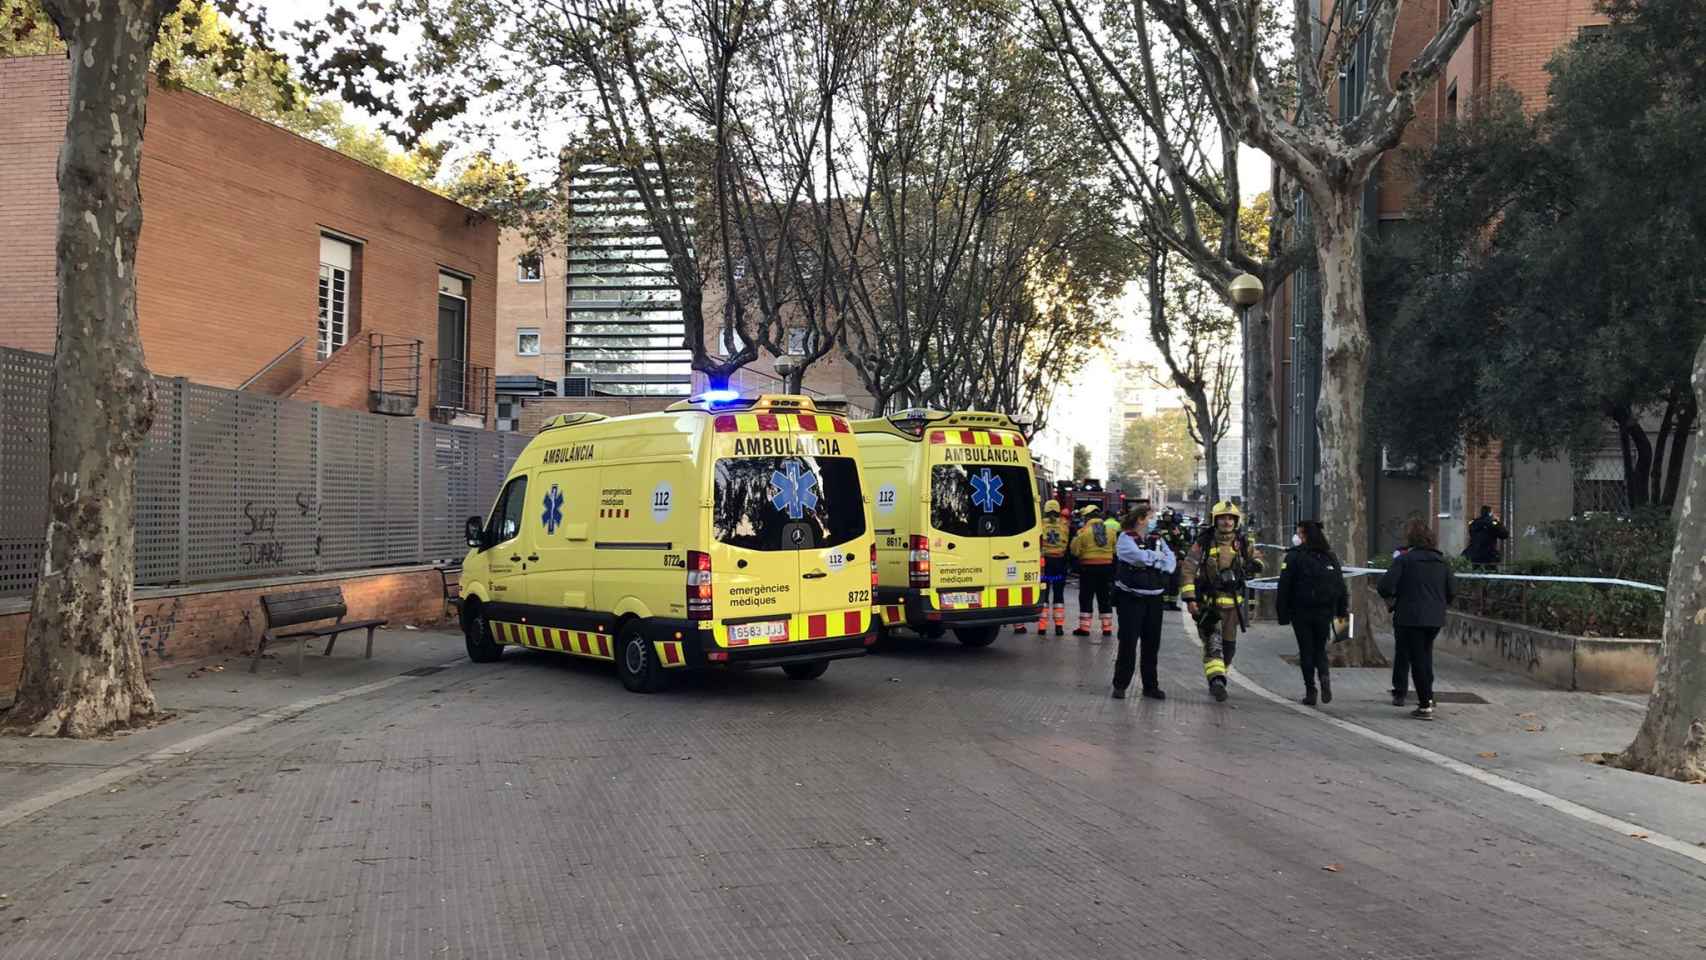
xmin=134 ymin=377 xmax=183 ymax=585
xmin=318 ymin=406 xmax=390 ymax=572
xmin=0 ymin=345 xmax=531 ymax=599
xmin=0 ymin=349 xmax=51 ymax=600
xmin=183 ymin=384 xmax=319 ymax=582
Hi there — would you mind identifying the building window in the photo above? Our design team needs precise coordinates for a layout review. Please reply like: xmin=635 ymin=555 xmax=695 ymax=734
xmin=1446 ymin=82 xmax=1458 ymax=122
xmin=732 ymin=257 xmax=747 ymax=281
xmin=1578 ymin=23 xmax=1609 ymax=41
xmin=317 ymin=235 xmax=355 ymax=361
xmin=786 ymin=328 xmax=808 ymax=355
xmin=517 ymin=327 xmax=541 ymax=357
xmin=518 ymin=252 xmax=543 ymax=282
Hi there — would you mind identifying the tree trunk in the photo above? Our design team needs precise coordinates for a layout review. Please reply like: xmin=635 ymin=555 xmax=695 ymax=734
xmin=1617 ymin=335 xmax=1706 ymax=781
xmin=2 ymin=0 xmax=166 ymax=737
xmin=1245 ymin=295 xmax=1282 ymax=541
xmin=1190 ymin=389 xmax=1220 ymax=504
xmin=1663 ymin=393 xmax=1696 ymax=508
xmin=1312 ymin=192 xmax=1384 ymax=667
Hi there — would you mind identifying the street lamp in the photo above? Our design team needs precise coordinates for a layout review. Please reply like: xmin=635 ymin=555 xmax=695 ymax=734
xmin=1228 ymin=273 xmax=1264 ymax=535
xmin=773 ymin=354 xmax=801 ymax=393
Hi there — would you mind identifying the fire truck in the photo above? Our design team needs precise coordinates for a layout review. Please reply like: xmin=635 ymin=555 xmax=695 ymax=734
xmin=1054 ymin=479 xmax=1129 ymax=536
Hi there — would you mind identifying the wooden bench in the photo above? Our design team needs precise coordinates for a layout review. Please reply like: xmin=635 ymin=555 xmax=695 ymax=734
xmin=438 ymin=565 xmax=462 ymax=621
xmin=252 ymin=587 xmax=388 ymax=675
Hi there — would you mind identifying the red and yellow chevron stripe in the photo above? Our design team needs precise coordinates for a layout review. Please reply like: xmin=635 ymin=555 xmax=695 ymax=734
xmin=493 ymin=621 xmax=613 ymax=661
xmin=927 ymin=429 xmax=1027 ymax=447
xmin=713 ymin=413 xmax=851 ymax=434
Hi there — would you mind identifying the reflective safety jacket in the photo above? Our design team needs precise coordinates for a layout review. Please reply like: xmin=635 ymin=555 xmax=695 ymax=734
xmin=1070 ymin=521 xmax=1116 ymax=565
xmin=1040 ymin=517 xmax=1070 ymax=558
xmin=1179 ymin=528 xmax=1262 ymax=604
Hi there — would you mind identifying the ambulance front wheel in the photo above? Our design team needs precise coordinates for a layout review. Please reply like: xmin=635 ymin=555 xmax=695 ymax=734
xmin=464 ymin=604 xmax=503 ymax=663
xmin=782 ymin=661 xmax=829 ymax=681
xmin=954 ymin=626 xmax=999 ymax=648
xmin=616 ymin=621 xmax=669 ymax=694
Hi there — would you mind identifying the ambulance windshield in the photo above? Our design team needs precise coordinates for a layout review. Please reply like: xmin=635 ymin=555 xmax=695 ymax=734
xmin=714 ymin=456 xmax=867 ymax=551
xmin=930 ymin=464 xmax=1037 ymax=537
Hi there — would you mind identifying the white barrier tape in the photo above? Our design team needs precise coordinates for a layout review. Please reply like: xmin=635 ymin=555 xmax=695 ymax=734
xmin=1250 ymin=544 xmax=1664 ymax=593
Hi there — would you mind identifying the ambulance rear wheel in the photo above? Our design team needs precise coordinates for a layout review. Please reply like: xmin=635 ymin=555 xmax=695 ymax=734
xmin=782 ymin=661 xmax=829 ymax=681
xmin=954 ymin=626 xmax=999 ymax=648
xmin=616 ymin=621 xmax=668 ymax=694
xmin=464 ymin=605 xmax=502 ymax=663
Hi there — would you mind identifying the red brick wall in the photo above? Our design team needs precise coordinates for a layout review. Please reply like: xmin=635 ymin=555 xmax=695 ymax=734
xmin=0 ymin=567 xmax=458 ymax=696
xmin=0 ymin=55 xmax=498 ymax=422
xmin=0 ymin=57 xmax=65 ymax=354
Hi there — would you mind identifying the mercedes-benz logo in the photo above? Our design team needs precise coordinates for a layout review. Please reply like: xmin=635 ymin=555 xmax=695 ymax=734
xmin=790 ymin=528 xmax=805 ymax=545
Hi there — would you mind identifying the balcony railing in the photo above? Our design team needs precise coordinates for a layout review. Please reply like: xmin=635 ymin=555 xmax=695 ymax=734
xmin=431 ymin=357 xmax=491 ymax=420
xmin=368 ymin=334 xmax=421 ymax=416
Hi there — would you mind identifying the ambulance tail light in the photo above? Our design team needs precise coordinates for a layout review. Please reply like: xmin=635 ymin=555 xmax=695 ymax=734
xmin=870 ymin=542 xmax=879 ymax=590
xmin=907 ymin=535 xmax=931 ymax=588
xmin=687 ymin=550 xmax=713 ymax=620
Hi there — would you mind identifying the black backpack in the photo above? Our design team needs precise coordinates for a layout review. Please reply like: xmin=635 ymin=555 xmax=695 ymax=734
xmin=1292 ymin=549 xmax=1344 ymax=609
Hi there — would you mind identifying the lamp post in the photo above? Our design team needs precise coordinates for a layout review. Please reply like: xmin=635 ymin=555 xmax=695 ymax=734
xmin=774 ymin=354 xmax=801 ymax=394
xmin=1228 ymin=273 xmax=1264 ymax=535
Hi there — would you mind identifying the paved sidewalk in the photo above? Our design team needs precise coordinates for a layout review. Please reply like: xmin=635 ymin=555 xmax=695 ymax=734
xmin=0 ymin=627 xmax=466 ymax=812
xmin=1223 ymin=615 xmax=1703 ymax=843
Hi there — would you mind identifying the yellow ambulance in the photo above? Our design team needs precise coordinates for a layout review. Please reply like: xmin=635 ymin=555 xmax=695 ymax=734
xmin=458 ymin=394 xmax=878 ymax=692
xmin=852 ymin=410 xmax=1043 ymax=646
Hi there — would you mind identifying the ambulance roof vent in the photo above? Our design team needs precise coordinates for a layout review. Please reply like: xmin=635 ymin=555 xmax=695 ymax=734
xmin=538 ymin=412 xmax=609 ymax=432
xmin=941 ymin=410 xmax=1019 ymax=430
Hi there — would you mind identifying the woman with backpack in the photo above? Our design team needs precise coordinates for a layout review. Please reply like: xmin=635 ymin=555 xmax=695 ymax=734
xmin=1275 ymin=520 xmax=1348 ymax=706
xmin=1378 ymin=518 xmax=1456 ymax=721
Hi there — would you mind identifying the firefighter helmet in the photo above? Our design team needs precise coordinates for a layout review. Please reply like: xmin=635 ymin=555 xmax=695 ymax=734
xmin=1211 ymin=500 xmax=1242 ymax=523
xmin=1044 ymin=499 xmax=1061 ymax=515
xmin=1078 ymin=503 xmax=1099 ymax=518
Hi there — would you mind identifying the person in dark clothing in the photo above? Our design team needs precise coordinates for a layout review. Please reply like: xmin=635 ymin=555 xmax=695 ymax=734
xmin=1463 ymin=506 xmax=1509 ymax=570
xmin=1111 ymin=508 xmax=1175 ymax=700
xmin=1378 ymin=518 xmax=1456 ymax=721
xmin=1275 ymin=520 xmax=1349 ymax=706
xmin=1387 ymin=543 xmax=1410 ymax=704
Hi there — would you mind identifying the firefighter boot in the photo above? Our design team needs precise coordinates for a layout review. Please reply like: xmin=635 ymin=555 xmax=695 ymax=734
xmin=1054 ymin=606 xmax=1066 ymax=636
xmin=1100 ymin=614 xmax=1114 ymax=638
xmin=1073 ymin=612 xmax=1091 ymax=637
xmin=1014 ymin=624 xmax=1027 ymax=634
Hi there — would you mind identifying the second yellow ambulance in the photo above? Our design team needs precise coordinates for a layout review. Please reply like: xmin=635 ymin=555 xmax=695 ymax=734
xmin=852 ymin=410 xmax=1043 ymax=646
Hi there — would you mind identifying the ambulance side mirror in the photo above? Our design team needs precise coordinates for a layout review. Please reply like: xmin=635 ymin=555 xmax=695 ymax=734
xmin=465 ymin=516 xmax=484 ymax=549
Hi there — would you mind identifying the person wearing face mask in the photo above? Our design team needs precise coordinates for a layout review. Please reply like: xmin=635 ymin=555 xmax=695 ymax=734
xmin=1111 ymin=507 xmax=1175 ymax=699
xmin=1275 ymin=520 xmax=1349 ymax=706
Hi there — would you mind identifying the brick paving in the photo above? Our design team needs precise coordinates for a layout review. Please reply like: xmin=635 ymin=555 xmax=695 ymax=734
xmin=0 ymin=602 xmax=1703 ymax=959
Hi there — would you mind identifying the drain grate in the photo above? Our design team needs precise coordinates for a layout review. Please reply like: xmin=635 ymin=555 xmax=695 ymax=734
xmin=1432 ymin=691 xmax=1488 ymax=704
xmin=398 ymin=666 xmax=446 ymax=677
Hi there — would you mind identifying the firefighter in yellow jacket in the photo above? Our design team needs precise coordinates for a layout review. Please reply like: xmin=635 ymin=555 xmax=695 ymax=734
xmin=1035 ymin=500 xmax=1071 ymax=635
xmin=1069 ymin=506 xmax=1116 ymax=638
xmin=1180 ymin=501 xmax=1264 ymax=701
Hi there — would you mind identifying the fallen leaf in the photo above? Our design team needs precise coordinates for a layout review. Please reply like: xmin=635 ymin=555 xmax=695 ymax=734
xmin=1322 ymin=864 xmax=1342 ymax=873
xmin=1477 ymin=752 xmax=1498 ymax=759
xmin=1630 ymin=832 xmax=1650 ymax=839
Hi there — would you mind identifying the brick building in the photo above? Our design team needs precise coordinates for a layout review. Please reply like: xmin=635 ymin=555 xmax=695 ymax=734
xmin=0 ymin=55 xmax=498 ymax=427
xmin=1267 ymin=1 xmax=1606 ymax=557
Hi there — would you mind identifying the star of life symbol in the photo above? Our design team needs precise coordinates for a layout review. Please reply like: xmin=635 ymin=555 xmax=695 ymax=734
xmin=971 ymin=468 xmax=1004 ymax=513
xmin=541 ymin=484 xmax=564 ymax=534
xmin=769 ymin=461 xmax=819 ymax=520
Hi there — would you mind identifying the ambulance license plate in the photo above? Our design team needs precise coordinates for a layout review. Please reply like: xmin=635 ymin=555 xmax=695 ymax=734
xmin=941 ymin=591 xmax=981 ymax=608
xmin=730 ymin=620 xmax=789 ymax=644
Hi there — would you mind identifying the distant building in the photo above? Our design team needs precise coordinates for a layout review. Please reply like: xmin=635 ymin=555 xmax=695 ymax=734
xmin=0 ymin=55 xmax=498 ymax=427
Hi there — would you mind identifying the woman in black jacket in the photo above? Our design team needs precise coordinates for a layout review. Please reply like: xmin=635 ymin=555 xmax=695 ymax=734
xmin=1377 ymin=518 xmax=1456 ymax=720
xmin=1276 ymin=520 xmax=1348 ymax=706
